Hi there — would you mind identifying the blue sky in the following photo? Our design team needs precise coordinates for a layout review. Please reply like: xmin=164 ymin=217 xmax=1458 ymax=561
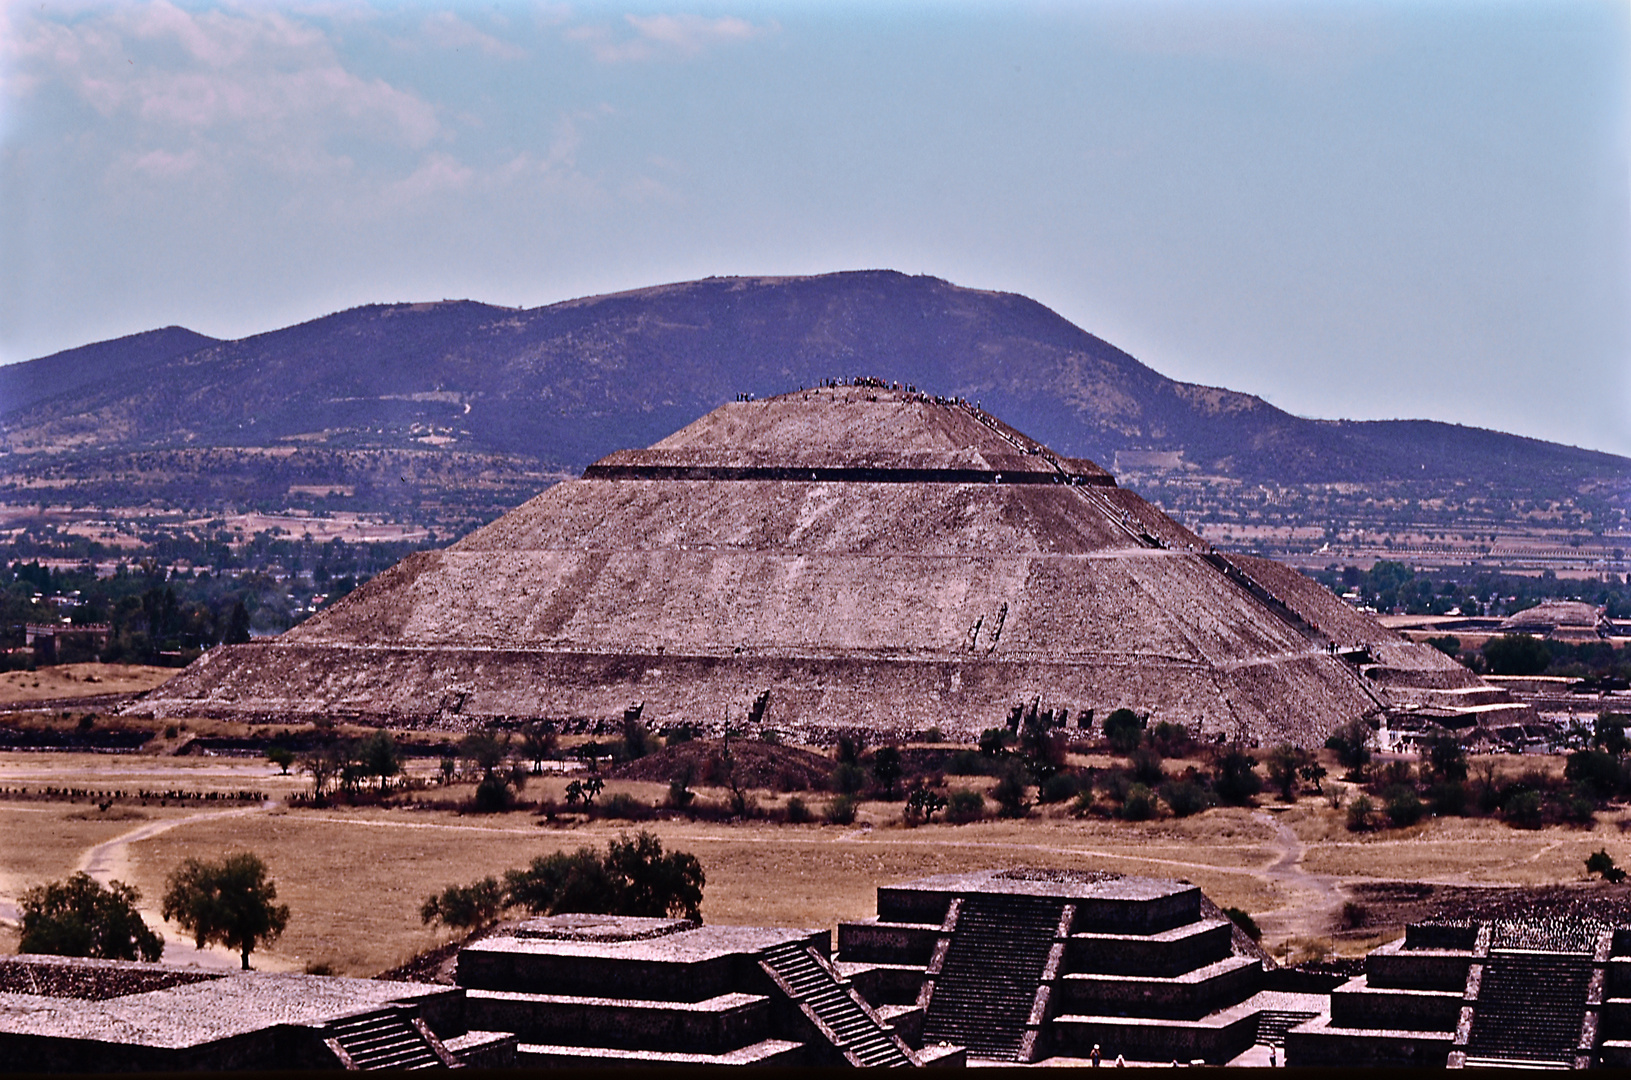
xmin=2 ymin=0 xmax=1628 ymax=456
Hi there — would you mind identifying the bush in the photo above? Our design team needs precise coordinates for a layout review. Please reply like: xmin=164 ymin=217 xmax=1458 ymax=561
xmin=473 ymin=772 xmax=517 ymax=813
xmin=832 ymin=762 xmax=867 ymax=795
xmin=19 ymin=873 xmax=164 ymax=962
xmin=1428 ymin=782 xmax=1466 ymax=817
xmin=992 ymin=763 xmax=1031 ymax=818
xmin=1340 ymin=901 xmax=1368 ymax=930
xmin=1503 ymin=789 xmax=1544 ymax=829
xmin=1383 ymin=785 xmax=1425 ymax=828
xmin=1212 ymin=748 xmax=1262 ymax=805
xmin=824 ymin=794 xmax=857 ymax=825
xmin=1425 ymin=634 xmax=1461 ymax=656
xmin=1222 ymin=906 xmax=1261 ymax=941
xmin=1103 ymin=708 xmax=1146 ymax=754
xmin=1482 ymin=634 xmax=1551 ymax=676
xmin=1037 ymin=771 xmax=1083 ymax=804
xmin=978 ymin=727 xmax=1012 ymax=757
xmin=504 ymin=831 xmax=704 ymax=921
xmin=1147 ymin=721 xmax=1195 ymax=758
xmin=1120 ymin=783 xmax=1157 ymax=821
xmin=946 ymin=749 xmax=989 ymax=776
xmin=1346 ymin=794 xmax=1377 ymax=832
xmin=1565 ymin=750 xmax=1624 ymax=801
xmin=1559 ymin=788 xmax=1598 ymax=825
xmin=420 ymin=877 xmax=504 ymax=930
xmin=1587 ymin=848 xmax=1627 ymax=883
xmin=1129 ymin=748 xmax=1165 ymax=787
xmin=1159 ymin=777 xmax=1214 ymax=818
xmin=784 ymin=796 xmax=811 ymax=824
xmin=600 ymin=792 xmax=656 ymax=821
xmin=946 ymin=788 xmax=986 ymax=824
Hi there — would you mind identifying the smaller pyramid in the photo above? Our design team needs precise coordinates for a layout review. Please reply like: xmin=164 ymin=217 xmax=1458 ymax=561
xmin=139 ymin=385 xmax=1496 ymax=744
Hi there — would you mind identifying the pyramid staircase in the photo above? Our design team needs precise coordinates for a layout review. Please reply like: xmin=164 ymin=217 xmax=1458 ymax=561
xmin=759 ymin=940 xmax=917 ymax=1067
xmin=1461 ymin=952 xmax=1595 ymax=1069
xmin=1255 ymin=1010 xmax=1318 ymax=1048
xmin=920 ymin=894 xmax=1070 ymax=1062
xmin=322 ymin=1006 xmax=460 ymax=1070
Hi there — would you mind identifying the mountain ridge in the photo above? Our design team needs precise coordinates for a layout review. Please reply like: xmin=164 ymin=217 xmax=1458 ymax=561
xmin=1 ymin=271 xmax=1624 ymax=524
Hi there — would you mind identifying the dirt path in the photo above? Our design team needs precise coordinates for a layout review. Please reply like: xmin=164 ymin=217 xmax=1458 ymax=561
xmin=1247 ymin=810 xmax=1347 ymax=945
xmin=71 ymin=803 xmax=278 ymax=970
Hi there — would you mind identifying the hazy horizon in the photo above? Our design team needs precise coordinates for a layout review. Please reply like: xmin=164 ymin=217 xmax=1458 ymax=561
xmin=3 ymin=0 xmax=1627 ymax=457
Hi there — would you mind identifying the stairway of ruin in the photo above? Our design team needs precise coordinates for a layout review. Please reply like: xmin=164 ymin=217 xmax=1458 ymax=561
xmin=758 ymin=940 xmax=915 ymax=1067
xmin=1463 ymin=952 xmax=1593 ymax=1067
xmin=323 ymin=1007 xmax=458 ymax=1070
xmin=922 ymin=894 xmax=1065 ymax=1061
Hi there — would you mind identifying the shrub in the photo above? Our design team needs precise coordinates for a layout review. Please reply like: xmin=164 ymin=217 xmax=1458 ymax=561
xmin=504 ymin=831 xmax=705 ymax=921
xmin=1340 ymin=901 xmax=1368 ymax=930
xmin=784 ymin=796 xmax=811 ymax=824
xmin=1222 ymin=906 xmax=1261 ymax=941
xmin=1425 ymin=736 xmax=1468 ymax=784
xmin=832 ymin=762 xmax=867 ymax=795
xmin=665 ymin=724 xmax=695 ymax=745
xmin=946 ymin=749 xmax=990 ymax=776
xmin=665 ymin=774 xmax=696 ymax=811
xmin=824 ymin=794 xmax=858 ymax=825
xmin=1120 ymin=783 xmax=1157 ymax=821
xmin=1037 ymin=771 xmax=1083 ymax=804
xmin=19 ymin=873 xmax=164 ymax=962
xmin=1212 ymin=748 xmax=1262 ymax=805
xmin=1103 ymin=708 xmax=1146 ymax=754
xmin=1482 ymin=634 xmax=1551 ymax=676
xmin=1587 ymin=848 xmax=1627 ymax=883
xmin=1147 ymin=721 xmax=1195 ymax=758
xmin=1559 ymin=788 xmax=1598 ymax=825
xmin=1129 ymin=748 xmax=1165 ymax=787
xmin=420 ymin=877 xmax=504 ymax=930
xmin=1159 ymin=777 xmax=1214 ymax=818
xmin=600 ymin=792 xmax=656 ymax=821
xmin=1383 ymin=785 xmax=1425 ymax=828
xmin=946 ymin=788 xmax=986 ymax=824
xmin=1425 ymin=634 xmax=1461 ymax=656
xmin=1428 ymin=782 xmax=1466 ymax=817
xmin=870 ymin=746 xmax=904 ymax=798
xmin=473 ymin=772 xmax=517 ymax=813
xmin=992 ymin=763 xmax=1031 ymax=818
xmin=1346 ymin=794 xmax=1377 ymax=832
xmin=978 ymin=727 xmax=1012 ymax=757
xmin=1565 ymin=750 xmax=1624 ymax=801
xmin=1503 ymin=789 xmax=1544 ymax=829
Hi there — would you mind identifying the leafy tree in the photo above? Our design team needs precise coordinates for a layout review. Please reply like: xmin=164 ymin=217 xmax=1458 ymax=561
xmin=161 ymin=852 xmax=290 ymax=970
xmin=224 ymin=600 xmax=252 ymax=645
xmin=564 ymin=776 xmax=604 ymax=809
xmin=1325 ymin=717 xmax=1373 ymax=776
xmin=1565 ymin=749 xmax=1624 ymax=800
xmin=620 ymin=704 xmax=652 ymax=761
xmin=265 ymin=746 xmax=295 ymax=775
xmin=521 ymin=723 xmax=558 ymax=774
xmin=1103 ymin=708 xmax=1146 ymax=754
xmin=1222 ymin=906 xmax=1261 ymax=941
xmin=1212 ymin=747 xmax=1262 ymax=805
xmin=946 ymin=788 xmax=985 ymax=824
xmin=870 ymin=746 xmax=903 ymax=798
xmin=1424 ymin=635 xmax=1461 ymax=657
xmin=299 ymin=746 xmax=343 ymax=801
xmin=1120 ymin=783 xmax=1157 ymax=820
xmin=904 ymin=783 xmax=948 ymax=825
xmin=357 ymin=730 xmax=401 ymax=791
xmin=1425 ymin=735 xmax=1468 ymax=784
xmin=420 ymin=877 xmax=504 ymax=930
xmin=993 ymin=761 xmax=1031 ymax=818
xmin=1595 ymin=713 xmax=1630 ymax=757
xmin=1587 ymin=848 xmax=1627 ymax=884
xmin=977 ymin=728 xmax=1011 ymax=758
xmin=1482 ymin=634 xmax=1552 ymax=676
xmin=1383 ymin=785 xmax=1425 ymax=827
xmin=1346 ymin=794 xmax=1378 ymax=832
xmin=503 ymin=831 xmax=704 ymax=922
xmin=1159 ymin=776 xmax=1214 ymax=818
xmin=19 ymin=873 xmax=164 ymax=962
xmin=1264 ymin=744 xmax=1312 ymax=801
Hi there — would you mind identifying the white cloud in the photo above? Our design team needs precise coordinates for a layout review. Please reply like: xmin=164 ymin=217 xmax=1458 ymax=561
xmin=3 ymin=0 xmax=442 ymax=170
xmin=567 ymin=12 xmax=773 ymax=63
xmin=420 ymin=11 xmax=527 ymax=60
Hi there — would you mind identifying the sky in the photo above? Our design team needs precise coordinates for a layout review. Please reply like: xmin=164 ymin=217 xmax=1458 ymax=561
xmin=2 ymin=0 xmax=1628 ymax=457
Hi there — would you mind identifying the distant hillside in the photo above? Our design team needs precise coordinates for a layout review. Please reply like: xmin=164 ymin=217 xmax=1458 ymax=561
xmin=1 ymin=272 xmax=1624 ymax=523
xmin=0 ymin=326 xmax=220 ymax=417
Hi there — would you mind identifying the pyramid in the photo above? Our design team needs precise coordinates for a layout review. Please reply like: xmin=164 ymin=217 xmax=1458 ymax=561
xmin=139 ymin=385 xmax=1490 ymax=744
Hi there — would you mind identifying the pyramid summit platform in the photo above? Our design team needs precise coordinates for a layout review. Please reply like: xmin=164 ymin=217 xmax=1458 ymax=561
xmin=137 ymin=383 xmax=1492 ymax=743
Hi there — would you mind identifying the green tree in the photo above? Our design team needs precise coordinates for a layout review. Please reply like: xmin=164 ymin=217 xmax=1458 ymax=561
xmin=265 ymin=746 xmax=295 ymax=775
xmin=357 ymin=730 xmax=401 ymax=791
xmin=1325 ymin=717 xmax=1373 ymax=776
xmin=19 ymin=873 xmax=164 ymax=962
xmin=1264 ymin=744 xmax=1312 ymax=801
xmin=503 ymin=831 xmax=704 ymax=922
xmin=1212 ymin=747 xmax=1262 ymax=805
xmin=224 ymin=600 xmax=252 ymax=645
xmin=420 ymin=877 xmax=505 ymax=930
xmin=161 ymin=852 xmax=290 ymax=970
xmin=1482 ymin=634 xmax=1552 ymax=676
xmin=1103 ymin=708 xmax=1146 ymax=754
xmin=1425 ymin=735 xmax=1468 ymax=784
xmin=870 ymin=746 xmax=903 ymax=799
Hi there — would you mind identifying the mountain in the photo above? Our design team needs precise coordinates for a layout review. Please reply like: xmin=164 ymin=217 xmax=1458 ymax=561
xmin=0 ymin=326 xmax=220 ymax=417
xmin=1 ymin=272 xmax=1624 ymax=523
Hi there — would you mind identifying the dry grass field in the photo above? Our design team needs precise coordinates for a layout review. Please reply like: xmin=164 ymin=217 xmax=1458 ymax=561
xmin=1 ymin=748 xmax=1626 ymax=977
xmin=0 ymin=663 xmax=177 ymax=704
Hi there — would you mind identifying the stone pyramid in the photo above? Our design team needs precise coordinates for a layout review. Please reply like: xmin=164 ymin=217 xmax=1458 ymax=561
xmin=140 ymin=385 xmax=1488 ymax=743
